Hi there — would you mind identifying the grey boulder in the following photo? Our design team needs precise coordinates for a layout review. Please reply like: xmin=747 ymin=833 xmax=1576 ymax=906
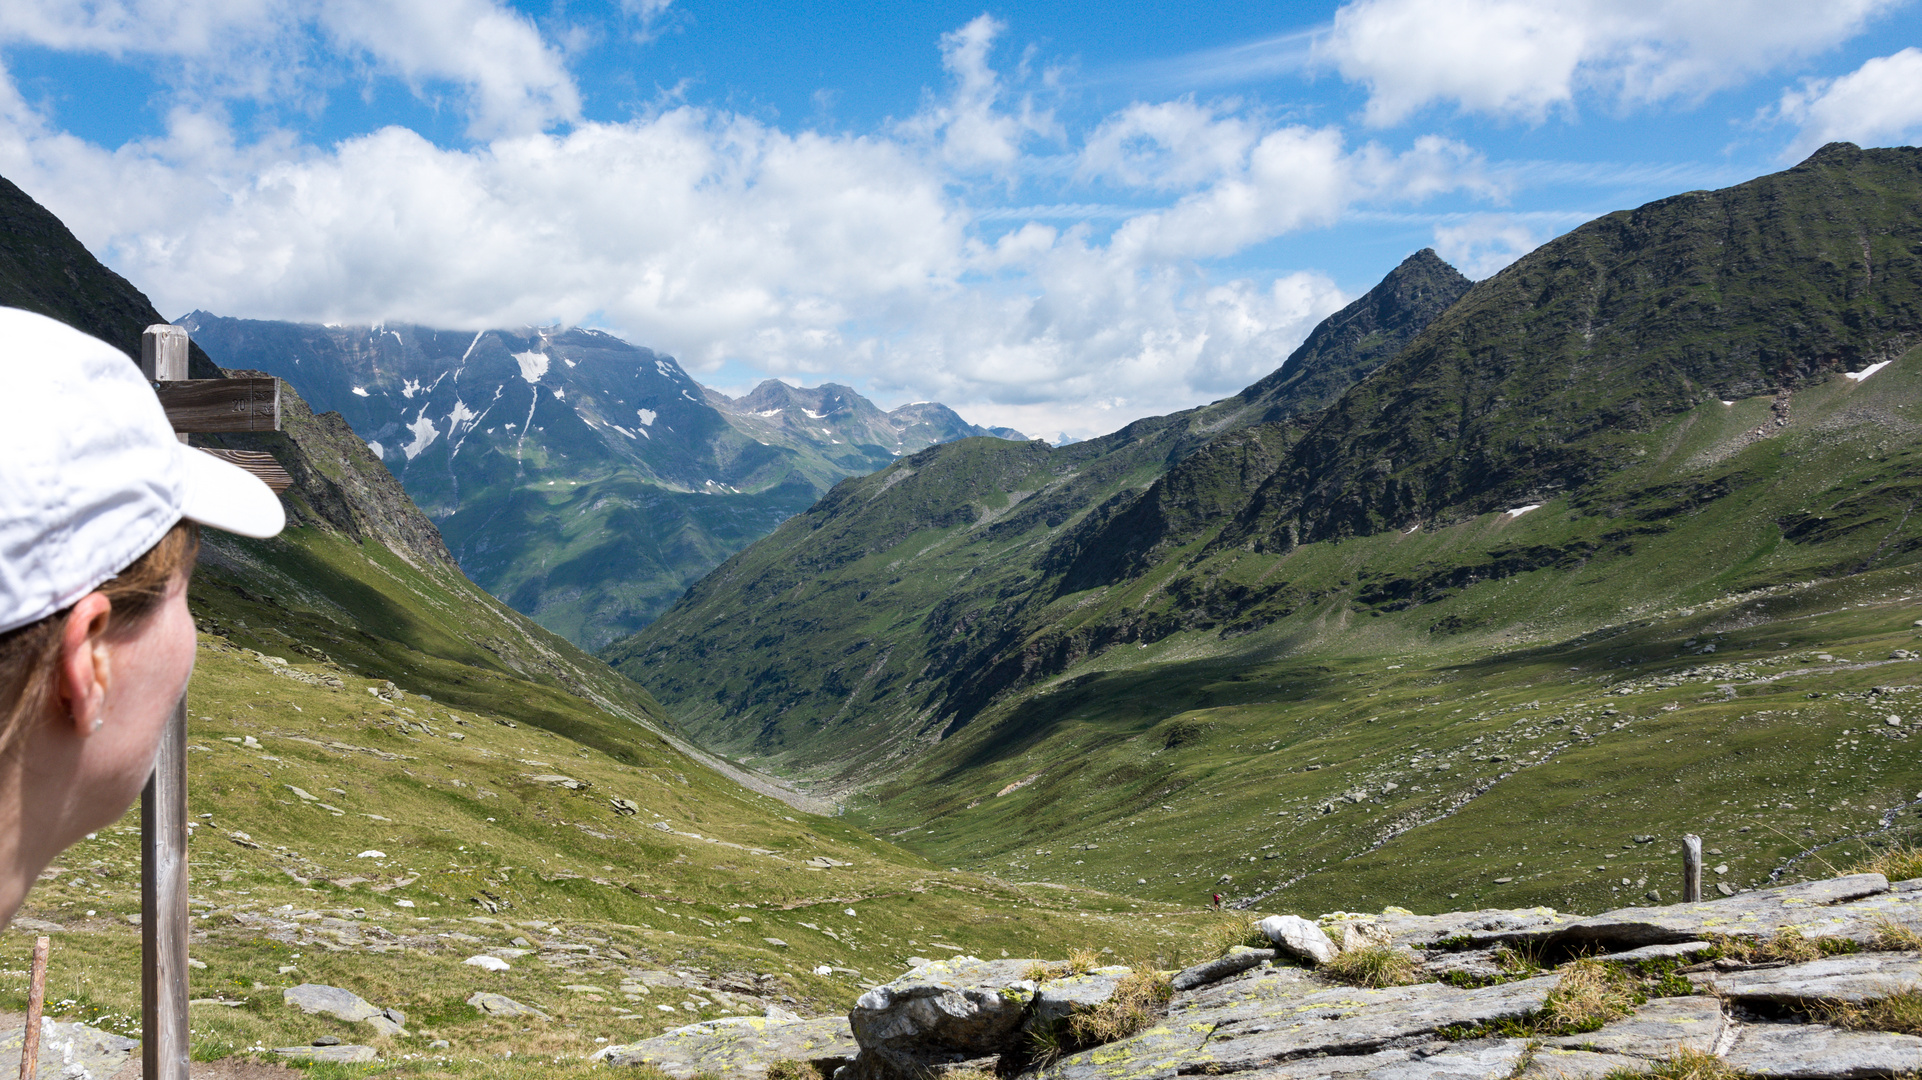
xmin=847 ymin=957 xmax=1038 ymax=1079
xmin=1171 ymin=947 xmax=1275 ymax=991
xmin=1028 ymin=968 xmax=1131 ymax=1030
xmin=1258 ymin=915 xmax=1337 ymax=965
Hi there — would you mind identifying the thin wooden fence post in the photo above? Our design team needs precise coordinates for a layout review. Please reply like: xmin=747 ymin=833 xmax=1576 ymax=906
xmin=1682 ymin=834 xmax=1703 ymax=904
xmin=20 ymin=935 xmax=49 ymax=1080
xmin=138 ymin=324 xmax=191 ymax=1080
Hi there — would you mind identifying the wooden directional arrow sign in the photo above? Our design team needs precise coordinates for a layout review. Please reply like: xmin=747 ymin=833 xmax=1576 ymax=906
xmin=152 ymin=377 xmax=281 ymax=433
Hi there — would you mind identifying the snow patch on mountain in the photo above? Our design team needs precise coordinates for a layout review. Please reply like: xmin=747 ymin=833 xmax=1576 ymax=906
xmin=402 ymin=378 xmax=423 ymax=399
xmin=515 ymin=351 xmax=549 ymax=383
xmin=637 ymin=409 xmax=656 ymax=426
xmin=403 ymin=409 xmax=440 ymax=460
xmin=366 ymin=440 xmax=384 ymax=458
xmin=351 ymin=386 xmax=369 ymax=397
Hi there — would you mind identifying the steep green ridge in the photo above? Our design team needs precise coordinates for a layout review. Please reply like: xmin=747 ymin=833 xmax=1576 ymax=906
xmin=605 ymin=247 xmax=1473 ymax=772
xmin=183 ymin=315 xmax=1019 ymax=650
xmin=1229 ymin=141 xmax=1922 ymax=550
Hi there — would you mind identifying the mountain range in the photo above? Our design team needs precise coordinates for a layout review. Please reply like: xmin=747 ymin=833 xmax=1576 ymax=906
xmin=179 ymin=313 xmax=1021 ymax=650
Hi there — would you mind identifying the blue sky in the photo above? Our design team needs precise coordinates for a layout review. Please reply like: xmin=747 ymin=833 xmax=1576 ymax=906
xmin=2 ymin=1 xmax=1920 ymax=438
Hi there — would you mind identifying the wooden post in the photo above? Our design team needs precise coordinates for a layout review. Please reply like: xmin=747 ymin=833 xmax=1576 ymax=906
xmin=1682 ymin=834 xmax=1703 ymax=904
xmin=20 ymin=935 xmax=49 ymax=1080
xmin=138 ymin=325 xmax=191 ymax=1080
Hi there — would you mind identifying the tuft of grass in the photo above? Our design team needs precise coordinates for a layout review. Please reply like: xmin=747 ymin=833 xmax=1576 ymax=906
xmin=1320 ymin=945 xmax=1419 ymax=988
xmin=1065 ymin=968 xmax=1175 ymax=1046
xmin=1871 ymin=917 xmax=1922 ymax=952
xmin=1600 ymin=1048 xmax=1750 ymax=1080
xmin=1024 ymin=960 xmax=1062 ymax=984
xmin=1197 ymin=914 xmax=1266 ymax=959
xmin=1064 ymin=948 xmax=1103 ymax=975
xmin=1712 ymin=928 xmax=1825 ymax=964
xmin=1848 ymin=844 xmax=1922 ymax=883
xmin=767 ymin=1061 xmax=825 ymax=1080
xmin=1495 ymin=943 xmax=1547 ymax=978
xmin=1540 ymin=957 xmax=1642 ymax=1035
xmin=936 ymin=1069 xmax=999 ymax=1080
xmin=1820 ymin=989 xmax=1922 ymax=1035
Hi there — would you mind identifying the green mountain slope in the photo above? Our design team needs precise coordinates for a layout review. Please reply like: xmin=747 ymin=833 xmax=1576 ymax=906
xmin=608 ymin=145 xmax=1922 ymax=917
xmin=182 ymin=315 xmax=1020 ymax=650
xmin=604 ymin=247 xmax=1473 ymax=775
xmin=0 ymin=172 xmax=1196 ymax=1073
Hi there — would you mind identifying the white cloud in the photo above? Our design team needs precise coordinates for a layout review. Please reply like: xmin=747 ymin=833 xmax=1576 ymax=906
xmin=1432 ymin=213 xmax=1544 ymax=279
xmin=894 ymin=14 xmax=1057 ymax=173
xmin=0 ymin=15 xmax=1498 ymax=439
xmin=1775 ymin=48 xmax=1922 ymax=157
xmin=1322 ymin=0 xmax=1898 ymax=126
xmin=0 ymin=0 xmax=577 ymax=137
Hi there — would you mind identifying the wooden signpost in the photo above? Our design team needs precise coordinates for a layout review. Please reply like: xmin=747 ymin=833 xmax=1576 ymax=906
xmin=137 ymin=324 xmax=291 ymax=1080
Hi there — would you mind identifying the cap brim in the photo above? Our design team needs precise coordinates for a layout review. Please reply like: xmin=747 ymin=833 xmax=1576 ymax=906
xmin=178 ymin=447 xmax=287 ymax=539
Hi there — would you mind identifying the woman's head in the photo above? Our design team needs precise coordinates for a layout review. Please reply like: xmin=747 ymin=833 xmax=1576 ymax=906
xmin=0 ymin=519 xmax=200 ymax=761
xmin=0 ymin=307 xmax=285 ymax=925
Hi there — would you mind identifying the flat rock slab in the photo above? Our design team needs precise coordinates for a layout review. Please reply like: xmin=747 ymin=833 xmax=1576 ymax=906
xmin=0 ymin=1019 xmax=136 ymax=1080
xmin=1045 ymin=973 xmax=1557 ymax=1080
xmin=271 ymin=1044 xmax=379 ymax=1063
xmin=1365 ymin=908 xmax=1573 ymax=951
xmin=283 ymin=983 xmax=383 ymax=1023
xmin=1543 ymin=995 xmax=1726 ymax=1057
xmin=602 ymin=1015 xmax=857 ymax=1079
xmin=1537 ymin=874 xmax=1890 ymax=951
xmin=1722 ymin=1023 xmax=1922 ymax=1079
xmin=1696 ymin=953 xmax=1922 ymax=1005
xmin=1516 ymin=1048 xmax=1654 ymax=1080
xmin=1233 ymin=1039 xmax=1530 ymax=1080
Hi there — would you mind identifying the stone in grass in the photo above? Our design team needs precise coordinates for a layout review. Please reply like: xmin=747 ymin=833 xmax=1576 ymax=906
xmin=283 ymin=983 xmax=383 ymax=1023
xmin=1722 ymin=1023 xmax=1922 ymax=1079
xmin=272 ymin=1044 xmax=378 ymax=1063
xmin=1258 ymin=914 xmax=1338 ymax=965
xmin=464 ymin=954 xmax=511 ymax=971
xmin=1518 ymin=1047 xmax=1654 ymax=1080
xmin=467 ymin=991 xmax=551 ymax=1020
xmin=0 ymin=1019 xmax=136 ymax=1080
xmin=600 ymin=1015 xmax=858 ymax=1079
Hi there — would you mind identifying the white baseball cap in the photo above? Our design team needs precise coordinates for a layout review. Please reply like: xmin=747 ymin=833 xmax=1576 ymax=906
xmin=0 ymin=307 xmax=286 ymax=635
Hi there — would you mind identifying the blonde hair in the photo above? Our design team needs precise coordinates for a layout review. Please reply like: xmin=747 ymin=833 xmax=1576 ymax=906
xmin=0 ymin=520 xmax=199 ymax=758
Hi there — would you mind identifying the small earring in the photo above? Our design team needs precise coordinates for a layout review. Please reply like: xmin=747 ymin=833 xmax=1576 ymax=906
xmin=92 ymin=718 xmax=103 ymax=733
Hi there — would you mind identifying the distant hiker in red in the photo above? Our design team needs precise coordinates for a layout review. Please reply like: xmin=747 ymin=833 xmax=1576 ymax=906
xmin=1211 ymin=893 xmax=1222 ymax=910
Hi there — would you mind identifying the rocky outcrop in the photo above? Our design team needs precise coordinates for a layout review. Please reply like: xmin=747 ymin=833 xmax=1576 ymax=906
xmin=603 ymin=876 xmax=1922 ymax=1080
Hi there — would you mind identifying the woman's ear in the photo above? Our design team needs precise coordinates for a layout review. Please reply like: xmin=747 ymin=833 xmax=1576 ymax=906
xmin=57 ymin=593 xmax=115 ymax=737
